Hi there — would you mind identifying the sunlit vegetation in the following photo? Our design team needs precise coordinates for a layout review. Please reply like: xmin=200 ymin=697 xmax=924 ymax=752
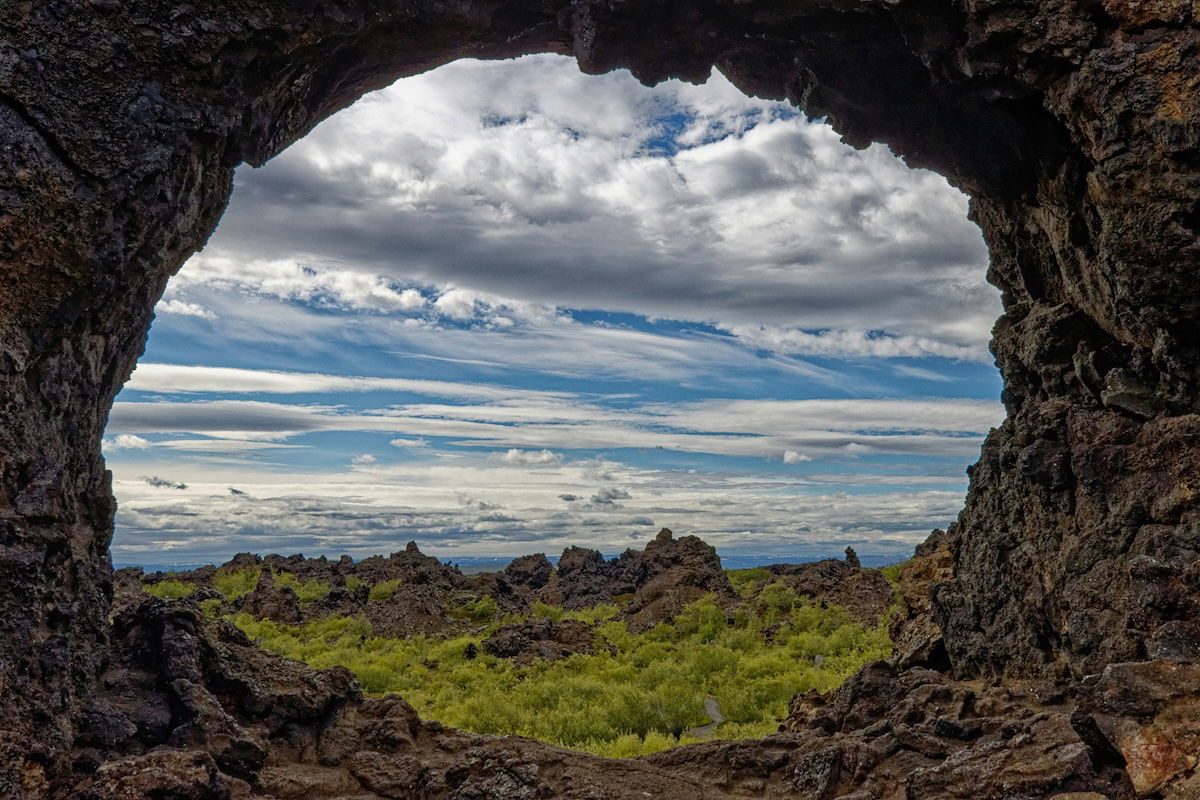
xmin=213 ymin=566 xmax=260 ymax=600
xmin=879 ymin=561 xmax=908 ymax=586
xmin=226 ymin=581 xmax=891 ymax=757
xmin=199 ymin=597 xmax=222 ymax=616
xmin=144 ymin=579 xmax=194 ymax=601
xmin=272 ymin=571 xmax=332 ymax=604
xmin=345 ymin=574 xmax=364 ymax=593
xmin=367 ymin=577 xmax=402 ymax=603
xmin=726 ymin=567 xmax=771 ymax=598
xmin=450 ymin=595 xmax=502 ymax=622
xmin=530 ymin=601 xmax=621 ymax=625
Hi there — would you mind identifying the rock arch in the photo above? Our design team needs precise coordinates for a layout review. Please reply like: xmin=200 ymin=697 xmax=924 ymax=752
xmin=1 ymin=0 xmax=1198 ymax=794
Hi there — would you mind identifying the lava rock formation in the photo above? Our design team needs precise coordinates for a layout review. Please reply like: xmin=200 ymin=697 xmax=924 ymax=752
xmin=2 ymin=0 xmax=1200 ymax=797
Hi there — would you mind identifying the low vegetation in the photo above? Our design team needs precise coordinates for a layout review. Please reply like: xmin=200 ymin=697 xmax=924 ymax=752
xmin=222 ymin=577 xmax=890 ymax=757
xmin=272 ymin=570 xmax=332 ymax=604
xmin=144 ymin=578 xmax=194 ymax=601
xmin=213 ymin=566 xmax=260 ymax=600
xmin=367 ymin=577 xmax=402 ymax=603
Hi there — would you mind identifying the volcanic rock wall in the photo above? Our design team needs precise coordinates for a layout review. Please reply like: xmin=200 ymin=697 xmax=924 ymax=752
xmin=1 ymin=0 xmax=1198 ymax=794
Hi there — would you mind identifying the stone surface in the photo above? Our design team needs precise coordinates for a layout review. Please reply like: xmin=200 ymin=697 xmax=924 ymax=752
xmin=126 ymin=530 xmax=736 ymax=637
xmin=1076 ymin=660 xmax=1200 ymax=797
xmin=889 ymin=530 xmax=955 ymax=670
xmin=2 ymin=0 xmax=1200 ymax=795
xmin=481 ymin=619 xmax=597 ymax=663
xmin=619 ymin=528 xmax=738 ymax=633
xmin=763 ymin=553 xmax=895 ymax=629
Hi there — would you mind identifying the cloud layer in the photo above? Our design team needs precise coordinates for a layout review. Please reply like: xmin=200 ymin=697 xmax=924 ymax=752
xmin=107 ymin=55 xmax=1004 ymax=565
xmin=169 ymin=54 xmax=997 ymax=360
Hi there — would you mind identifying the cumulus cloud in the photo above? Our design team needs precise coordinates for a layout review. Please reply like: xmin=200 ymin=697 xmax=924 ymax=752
xmin=174 ymin=54 xmax=996 ymax=357
xmin=105 ymin=434 xmax=152 ymax=451
xmin=351 ymin=454 xmax=378 ymax=466
xmin=783 ymin=450 xmax=811 ymax=464
xmin=157 ymin=299 xmax=216 ymax=319
xmin=491 ymin=449 xmax=563 ymax=466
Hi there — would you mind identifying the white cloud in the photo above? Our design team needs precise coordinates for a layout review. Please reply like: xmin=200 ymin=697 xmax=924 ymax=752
xmin=126 ymin=363 xmax=571 ymax=401
xmin=389 ymin=437 xmax=429 ymax=448
xmin=157 ymin=299 xmax=216 ymax=320
xmin=490 ymin=448 xmax=563 ymax=466
xmin=104 ymin=434 xmax=152 ymax=450
xmin=107 ymin=456 xmax=964 ymax=564
xmin=434 ymin=288 xmax=481 ymax=320
xmin=173 ymin=54 xmax=996 ymax=357
xmin=783 ymin=450 xmax=811 ymax=464
xmin=723 ymin=325 xmax=988 ymax=362
xmin=351 ymin=454 xmax=378 ymax=466
xmin=106 ymin=394 xmax=1002 ymax=460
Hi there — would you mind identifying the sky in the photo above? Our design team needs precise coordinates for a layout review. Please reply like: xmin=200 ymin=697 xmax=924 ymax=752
xmin=104 ymin=54 xmax=1004 ymax=569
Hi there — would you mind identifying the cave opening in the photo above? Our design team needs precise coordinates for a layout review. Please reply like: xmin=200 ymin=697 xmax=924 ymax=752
xmin=103 ymin=54 xmax=1002 ymax=754
xmin=4 ymin=1 xmax=1197 ymax=794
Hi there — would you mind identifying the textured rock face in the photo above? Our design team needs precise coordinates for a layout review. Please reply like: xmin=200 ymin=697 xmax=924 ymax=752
xmin=131 ymin=531 xmax=735 ymax=635
xmin=2 ymin=0 xmax=1200 ymax=793
xmin=66 ymin=595 xmax=1134 ymax=800
xmin=764 ymin=554 xmax=895 ymax=628
xmin=481 ymin=619 xmax=597 ymax=663
xmin=618 ymin=528 xmax=738 ymax=632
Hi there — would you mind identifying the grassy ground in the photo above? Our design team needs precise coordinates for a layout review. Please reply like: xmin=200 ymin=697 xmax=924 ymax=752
xmin=217 ymin=577 xmax=891 ymax=757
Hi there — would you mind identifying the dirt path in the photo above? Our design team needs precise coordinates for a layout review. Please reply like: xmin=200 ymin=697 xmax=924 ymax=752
xmin=684 ymin=697 xmax=725 ymax=738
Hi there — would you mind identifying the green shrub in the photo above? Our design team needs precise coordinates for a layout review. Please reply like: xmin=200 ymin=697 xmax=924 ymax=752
xmin=452 ymin=595 xmax=500 ymax=622
xmin=368 ymin=578 xmax=402 ymax=603
xmin=879 ymin=559 xmax=909 ymax=586
xmin=345 ymin=574 xmax=363 ymax=593
xmin=273 ymin=571 xmax=331 ymax=604
xmin=531 ymin=600 xmax=563 ymax=622
xmin=198 ymin=598 xmax=223 ymax=617
xmin=727 ymin=567 xmax=771 ymax=598
xmin=213 ymin=566 xmax=260 ymax=600
xmin=144 ymin=579 xmax=194 ymax=601
xmin=227 ymin=589 xmax=891 ymax=759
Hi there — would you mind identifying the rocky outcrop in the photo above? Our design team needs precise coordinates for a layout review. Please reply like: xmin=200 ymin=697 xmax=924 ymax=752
xmin=238 ymin=570 xmax=302 ymax=625
xmin=1074 ymin=660 xmax=1200 ymax=798
xmin=538 ymin=546 xmax=636 ymax=609
xmin=889 ymin=529 xmax=955 ymax=671
xmin=503 ymin=554 xmax=553 ymax=592
xmin=132 ymin=530 xmax=739 ymax=635
xmin=619 ymin=528 xmax=738 ymax=633
xmin=3 ymin=0 xmax=1200 ymax=794
xmin=770 ymin=661 xmax=1131 ymax=800
xmin=481 ymin=619 xmax=597 ymax=664
xmin=763 ymin=554 xmax=895 ymax=628
xmin=67 ymin=595 xmax=1143 ymax=800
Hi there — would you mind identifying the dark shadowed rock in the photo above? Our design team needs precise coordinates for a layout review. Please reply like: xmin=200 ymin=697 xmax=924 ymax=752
xmin=539 ymin=546 xmax=632 ymax=609
xmin=481 ymin=619 xmax=597 ymax=664
xmin=3 ymin=0 xmax=1200 ymax=793
xmin=621 ymin=528 xmax=738 ymax=633
xmin=503 ymin=554 xmax=553 ymax=591
xmin=237 ymin=571 xmax=301 ymax=625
